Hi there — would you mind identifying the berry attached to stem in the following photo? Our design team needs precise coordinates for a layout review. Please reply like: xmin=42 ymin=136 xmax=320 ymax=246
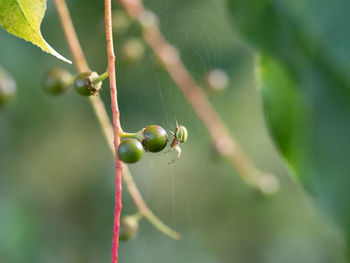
xmin=118 ymin=138 xmax=144 ymax=163
xmin=142 ymin=125 xmax=168 ymax=152
xmin=119 ymin=213 xmax=142 ymax=241
xmin=74 ymin=71 xmax=108 ymax=96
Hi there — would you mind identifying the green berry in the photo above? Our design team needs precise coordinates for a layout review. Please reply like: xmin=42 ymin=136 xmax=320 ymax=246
xmin=112 ymin=10 xmax=131 ymax=34
xmin=119 ymin=215 xmax=139 ymax=241
xmin=175 ymin=125 xmax=188 ymax=143
xmin=122 ymin=38 xmax=145 ymax=63
xmin=118 ymin=139 xmax=144 ymax=163
xmin=0 ymin=69 xmax=16 ymax=106
xmin=205 ymin=69 xmax=229 ymax=92
xmin=142 ymin=125 xmax=168 ymax=152
xmin=74 ymin=71 xmax=102 ymax=96
xmin=42 ymin=69 xmax=72 ymax=95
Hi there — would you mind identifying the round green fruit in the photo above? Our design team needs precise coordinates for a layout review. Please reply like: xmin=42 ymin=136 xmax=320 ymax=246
xmin=42 ymin=69 xmax=72 ymax=95
xmin=122 ymin=38 xmax=145 ymax=63
xmin=118 ymin=139 xmax=144 ymax=163
xmin=119 ymin=215 xmax=139 ymax=241
xmin=142 ymin=125 xmax=168 ymax=152
xmin=0 ymin=70 xmax=16 ymax=106
xmin=74 ymin=71 xmax=102 ymax=96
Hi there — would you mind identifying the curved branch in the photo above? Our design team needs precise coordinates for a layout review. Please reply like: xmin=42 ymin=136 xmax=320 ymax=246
xmin=123 ymin=165 xmax=181 ymax=240
xmin=119 ymin=0 xmax=266 ymax=188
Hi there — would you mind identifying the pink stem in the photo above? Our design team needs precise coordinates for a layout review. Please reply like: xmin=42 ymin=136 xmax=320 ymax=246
xmin=104 ymin=0 xmax=123 ymax=262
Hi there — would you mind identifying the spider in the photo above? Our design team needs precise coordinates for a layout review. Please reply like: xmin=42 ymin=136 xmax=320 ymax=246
xmin=167 ymin=121 xmax=188 ymax=164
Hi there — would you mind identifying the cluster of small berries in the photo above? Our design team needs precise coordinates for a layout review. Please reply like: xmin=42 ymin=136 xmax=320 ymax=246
xmin=42 ymin=69 xmax=187 ymax=164
xmin=42 ymin=69 xmax=107 ymax=97
xmin=118 ymin=123 xmax=187 ymax=164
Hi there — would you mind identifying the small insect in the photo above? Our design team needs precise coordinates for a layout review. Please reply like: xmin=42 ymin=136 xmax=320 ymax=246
xmin=167 ymin=121 xmax=188 ymax=164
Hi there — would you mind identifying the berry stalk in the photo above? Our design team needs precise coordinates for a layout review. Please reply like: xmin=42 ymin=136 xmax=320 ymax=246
xmin=92 ymin=71 xmax=110 ymax=85
xmin=120 ymin=129 xmax=144 ymax=141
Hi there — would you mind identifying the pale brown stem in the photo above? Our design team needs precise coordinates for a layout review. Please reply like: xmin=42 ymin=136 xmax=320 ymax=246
xmin=122 ymin=165 xmax=181 ymax=240
xmin=54 ymin=0 xmax=88 ymax=72
xmin=119 ymin=0 xmax=262 ymax=187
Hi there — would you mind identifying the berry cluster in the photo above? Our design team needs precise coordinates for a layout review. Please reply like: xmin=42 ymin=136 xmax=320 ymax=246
xmin=41 ymin=69 xmax=188 ymax=164
xmin=42 ymin=69 xmax=108 ymax=97
xmin=118 ymin=125 xmax=169 ymax=163
xmin=118 ymin=123 xmax=187 ymax=164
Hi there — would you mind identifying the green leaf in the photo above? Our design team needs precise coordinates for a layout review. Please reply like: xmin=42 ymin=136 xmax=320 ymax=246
xmin=228 ymin=0 xmax=350 ymax=252
xmin=258 ymin=56 xmax=310 ymax=181
xmin=0 ymin=0 xmax=71 ymax=63
xmin=259 ymin=53 xmax=350 ymax=243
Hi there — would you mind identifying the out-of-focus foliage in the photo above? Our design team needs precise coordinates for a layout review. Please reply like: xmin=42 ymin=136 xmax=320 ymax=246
xmin=0 ymin=0 xmax=348 ymax=262
xmin=259 ymin=56 xmax=308 ymax=179
xmin=0 ymin=0 xmax=70 ymax=63
xmin=228 ymin=0 xmax=350 ymax=254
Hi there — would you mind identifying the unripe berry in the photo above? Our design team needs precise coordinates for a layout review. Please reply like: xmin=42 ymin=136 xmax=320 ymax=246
xmin=118 ymin=139 xmax=144 ymax=163
xmin=119 ymin=215 xmax=139 ymax=241
xmin=138 ymin=10 xmax=159 ymax=29
xmin=142 ymin=125 xmax=168 ymax=152
xmin=205 ymin=69 xmax=229 ymax=92
xmin=112 ymin=10 xmax=131 ymax=34
xmin=0 ymin=69 xmax=16 ymax=106
xmin=74 ymin=71 xmax=102 ymax=96
xmin=42 ymin=69 xmax=72 ymax=95
xmin=121 ymin=38 xmax=145 ymax=63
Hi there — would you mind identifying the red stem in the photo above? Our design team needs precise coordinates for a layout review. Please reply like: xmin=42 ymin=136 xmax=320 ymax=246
xmin=104 ymin=0 xmax=123 ymax=262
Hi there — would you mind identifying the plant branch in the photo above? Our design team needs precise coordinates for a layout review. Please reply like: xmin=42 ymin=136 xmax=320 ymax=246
xmin=119 ymin=0 xmax=265 ymax=188
xmin=54 ymin=0 xmax=180 ymax=254
xmin=54 ymin=0 xmax=88 ymax=72
xmin=122 ymin=166 xmax=181 ymax=240
xmin=104 ymin=0 xmax=123 ymax=262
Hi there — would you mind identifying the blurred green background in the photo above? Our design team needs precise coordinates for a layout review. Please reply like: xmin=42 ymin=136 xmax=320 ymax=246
xmin=0 ymin=0 xmax=348 ymax=262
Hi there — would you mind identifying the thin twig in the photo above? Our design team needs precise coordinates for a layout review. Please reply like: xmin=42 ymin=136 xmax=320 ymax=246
xmin=104 ymin=0 xmax=123 ymax=262
xmin=119 ymin=0 xmax=263 ymax=188
xmin=54 ymin=0 xmax=180 ymax=251
xmin=122 ymin=166 xmax=181 ymax=240
xmin=54 ymin=0 xmax=88 ymax=72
